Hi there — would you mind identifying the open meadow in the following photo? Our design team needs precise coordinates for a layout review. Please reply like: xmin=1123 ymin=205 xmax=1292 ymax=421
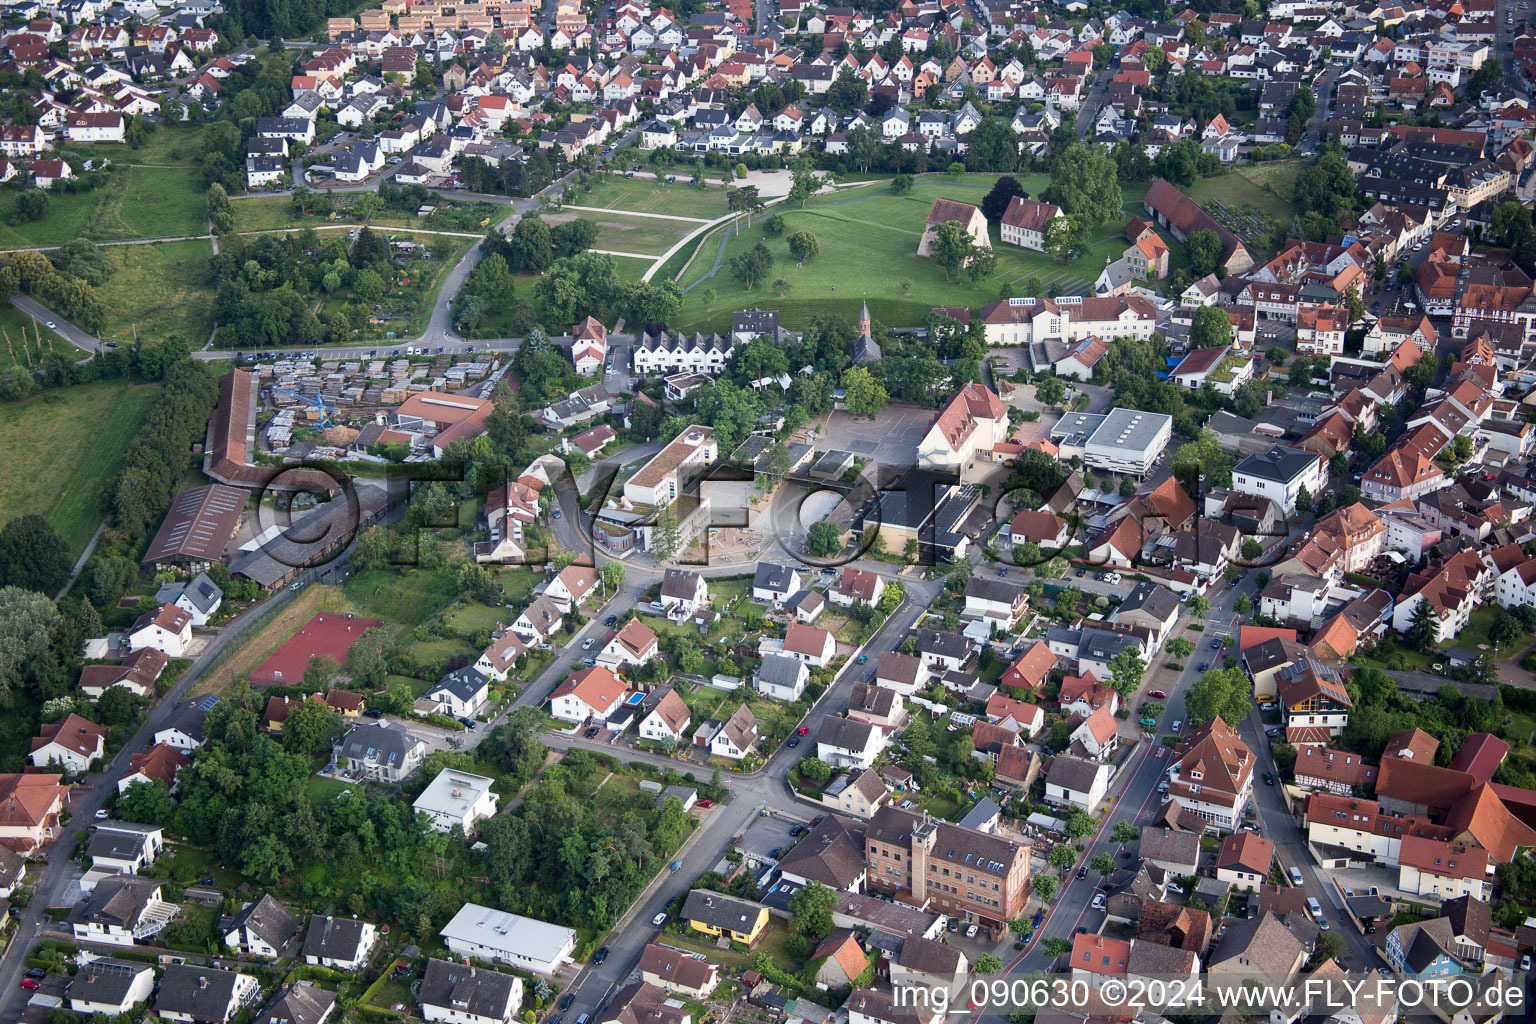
xmin=96 ymin=240 xmax=216 ymax=345
xmin=0 ymin=380 xmax=161 ymax=555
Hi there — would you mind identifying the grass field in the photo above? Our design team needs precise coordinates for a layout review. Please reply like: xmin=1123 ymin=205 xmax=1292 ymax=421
xmin=1186 ymin=163 xmax=1298 ymax=251
xmin=667 ymin=174 xmax=1152 ymax=331
xmin=0 ymin=164 xmax=209 ymax=248
xmin=547 ymin=210 xmax=695 ymax=257
xmin=229 ymin=195 xmax=472 ymax=234
xmin=567 ymin=176 xmax=731 ymax=220
xmin=0 ymin=380 xmax=160 ymax=555
xmin=96 ymin=240 xmax=216 ymax=345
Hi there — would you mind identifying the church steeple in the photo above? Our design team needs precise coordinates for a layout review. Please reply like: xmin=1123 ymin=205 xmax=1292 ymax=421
xmin=858 ymin=300 xmax=871 ymax=338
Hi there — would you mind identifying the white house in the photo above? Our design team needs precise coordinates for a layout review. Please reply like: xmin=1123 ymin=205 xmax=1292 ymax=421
xmin=659 ymin=569 xmax=710 ymax=621
xmin=69 ymin=957 xmax=156 ymax=1017
xmin=1232 ymin=445 xmax=1328 ymax=515
xmin=153 ymin=571 xmax=222 ymax=627
xmin=1071 ymin=706 xmax=1119 ymax=760
xmin=829 ymin=568 xmax=882 ymax=609
xmin=440 ymin=904 xmax=578 ymax=975
xmin=126 ymin=604 xmax=192 ymax=658
xmin=754 ymin=653 xmax=809 ymax=701
xmin=1000 ymin=196 xmax=1062 ymax=251
xmin=225 ymin=893 xmax=301 ymax=959
xmin=419 ymin=667 xmax=490 ymax=719
xmin=74 ymin=877 xmax=176 ymax=947
xmin=303 ymin=915 xmax=379 ymax=971
xmin=546 ymin=563 xmax=600 ymax=613
xmin=598 ymin=619 xmax=660 ymax=669
xmin=708 ymin=706 xmax=759 ymax=761
xmin=511 ymin=597 xmax=564 ymax=644
xmin=30 ymin=713 xmax=107 ymax=774
xmin=549 ymin=666 xmax=627 ymax=723
xmin=1044 ymin=754 xmax=1111 ymax=812
xmin=474 ymin=631 xmax=528 ymax=682
xmin=817 ymin=716 xmax=886 ymax=770
xmin=420 ymin=958 xmax=522 ymax=1024
xmin=155 ymin=965 xmax=259 ymax=1024
xmin=637 ymin=689 xmax=692 ymax=745
xmin=413 ymin=769 xmax=499 ymax=833
xmin=752 ymin=562 xmax=802 ymax=605
xmin=779 ymin=622 xmax=836 ymax=668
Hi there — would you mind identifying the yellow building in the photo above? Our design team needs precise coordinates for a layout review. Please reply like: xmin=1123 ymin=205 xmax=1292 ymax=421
xmin=680 ymin=891 xmax=769 ymax=946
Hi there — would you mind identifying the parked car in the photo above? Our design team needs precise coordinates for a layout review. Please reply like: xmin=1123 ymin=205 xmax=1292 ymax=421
xmin=94 ymin=808 xmax=109 ymax=819
xmin=965 ymin=924 xmax=979 ymax=938
xmin=786 ymin=736 xmax=800 ymax=747
xmin=21 ymin=978 xmax=39 ymax=990
xmin=1263 ymin=772 xmax=1274 ymax=785
xmin=1170 ymin=720 xmax=1182 ymax=732
xmin=797 ymin=726 xmax=809 ymax=736
xmin=1091 ymin=893 xmax=1107 ymax=910
xmin=584 ymin=726 xmax=600 ymax=738
xmin=652 ymin=913 xmax=667 ymax=926
xmin=581 ymin=638 xmax=594 ymax=650
xmin=856 ymin=655 xmax=868 ymax=664
xmin=1289 ymin=866 xmax=1305 ymax=886
xmin=364 ymin=709 xmax=384 ymax=718
xmin=593 ymin=948 xmax=609 ymax=965
xmin=697 ymin=799 xmax=712 ymax=808
xmin=1147 ymin=689 xmax=1167 ymax=699
xmin=605 ymin=615 xmax=618 ymax=626
xmin=560 ymin=996 xmax=575 ymax=1011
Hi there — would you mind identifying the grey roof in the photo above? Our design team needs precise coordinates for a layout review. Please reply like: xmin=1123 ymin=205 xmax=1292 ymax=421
xmin=302 ymin=915 xmax=371 ymax=961
xmin=231 ymin=893 xmax=301 ymax=950
xmin=1079 ymin=627 xmax=1144 ymax=663
xmin=963 ymin=576 xmax=1026 ymax=606
xmin=256 ymin=984 xmax=337 ymax=1024
xmin=777 ymin=814 xmax=867 ymax=888
xmin=1046 ymin=754 xmax=1106 ymax=794
xmin=334 ymin=721 xmax=423 ymax=766
xmin=429 ymin=666 xmax=489 ymax=703
xmin=80 ymin=876 xmax=161 ymax=928
xmin=756 ymin=653 xmax=806 ymax=689
xmin=877 ymin=651 xmax=924 ymax=685
xmin=681 ymin=890 xmax=763 ymax=932
xmin=68 ymin=958 xmax=152 ymax=1007
xmin=819 ymin=715 xmax=876 ymax=752
xmin=896 ymin=934 xmax=964 ymax=975
xmin=956 ymin=796 xmax=1001 ymax=832
xmin=915 ymin=629 xmax=970 ymax=661
xmin=419 ymin=959 xmax=519 ymax=1019
xmin=155 ymin=571 xmax=223 ymax=615
xmin=156 ymin=964 xmax=247 ymax=1017
xmin=1210 ymin=911 xmax=1305 ymax=969
xmin=157 ymin=699 xmax=210 ymax=743
xmin=86 ymin=828 xmax=153 ymax=863
xmin=1138 ymin=826 xmax=1201 ymax=867
xmin=1116 ymin=582 xmax=1179 ymax=624
xmin=1234 ymin=444 xmax=1320 ymax=486
xmin=661 ymin=569 xmax=705 ymax=600
xmin=753 ymin=562 xmax=797 ymax=594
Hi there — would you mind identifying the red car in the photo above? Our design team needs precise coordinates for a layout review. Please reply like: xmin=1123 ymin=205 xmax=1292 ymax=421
xmin=20 ymin=978 xmax=39 ymax=990
xmin=796 ymin=726 xmax=809 ymax=736
xmin=1147 ymin=690 xmax=1167 ymax=699
xmin=697 ymin=799 xmax=712 ymax=808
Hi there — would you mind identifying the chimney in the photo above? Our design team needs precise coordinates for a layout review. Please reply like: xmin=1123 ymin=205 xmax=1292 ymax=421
xmin=199 ymin=977 xmax=208 ymax=989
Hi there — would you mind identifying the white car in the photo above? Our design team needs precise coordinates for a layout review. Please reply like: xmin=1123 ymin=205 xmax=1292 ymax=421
xmin=1091 ymin=892 xmax=1107 ymax=910
xmin=94 ymin=808 xmax=109 ymax=819
xmin=652 ymin=913 xmax=667 ymax=926
xmin=581 ymin=638 xmax=594 ymax=650
xmin=965 ymin=924 xmax=979 ymax=938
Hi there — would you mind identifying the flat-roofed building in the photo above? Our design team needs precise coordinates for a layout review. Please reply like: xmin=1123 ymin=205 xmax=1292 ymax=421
xmin=439 ymin=903 xmax=577 ymax=975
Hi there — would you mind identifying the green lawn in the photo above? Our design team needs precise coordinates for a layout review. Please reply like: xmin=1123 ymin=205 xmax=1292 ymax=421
xmin=343 ymin=566 xmax=462 ymax=630
xmin=566 ymin=176 xmax=731 ymax=220
xmin=0 ymin=163 xmax=209 ymax=247
xmin=0 ymin=381 xmax=161 ymax=556
xmin=95 ymin=240 xmax=216 ymax=346
xmin=550 ymin=210 xmax=693 ymax=256
xmin=668 ymin=173 xmax=1148 ymax=332
xmin=1185 ymin=165 xmax=1297 ymax=253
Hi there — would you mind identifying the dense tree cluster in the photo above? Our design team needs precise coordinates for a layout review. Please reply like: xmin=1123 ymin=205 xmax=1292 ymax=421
xmin=0 ymin=250 xmax=108 ymax=334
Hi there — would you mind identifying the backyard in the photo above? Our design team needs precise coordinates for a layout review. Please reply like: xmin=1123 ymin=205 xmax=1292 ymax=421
xmin=0 ymin=379 xmax=161 ymax=556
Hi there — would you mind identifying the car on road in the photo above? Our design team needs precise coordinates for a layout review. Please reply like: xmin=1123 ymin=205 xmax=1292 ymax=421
xmin=1266 ymin=726 xmax=1284 ymax=737
xmin=593 ymin=948 xmax=609 ymax=965
xmin=45 ymin=321 xmax=55 ymax=329
xmin=797 ymin=726 xmax=809 ymax=736
xmin=1077 ymin=866 xmax=1088 ymax=879
xmin=653 ymin=912 xmax=667 ymax=926
xmin=1289 ymin=866 xmax=1305 ymax=886
xmin=856 ymin=655 xmax=867 ymax=664
xmin=95 ymin=808 xmax=109 ymax=819
xmin=560 ymin=996 xmax=575 ymax=1011
xmin=670 ymin=860 xmax=681 ymax=871
xmin=1263 ymin=772 xmax=1274 ymax=785
xmin=581 ymin=638 xmax=594 ymax=650
xmin=1170 ymin=719 xmax=1182 ymax=732
xmin=1198 ymin=662 xmax=1208 ymax=672
xmin=553 ymin=509 xmax=562 ymax=519
xmin=786 ymin=736 xmax=799 ymax=747
xmin=1210 ymin=637 xmax=1223 ymax=649
xmin=605 ymin=615 xmax=618 ymax=626
xmin=1148 ymin=689 xmax=1167 ymax=699
xmin=1091 ymin=893 xmax=1107 ymax=910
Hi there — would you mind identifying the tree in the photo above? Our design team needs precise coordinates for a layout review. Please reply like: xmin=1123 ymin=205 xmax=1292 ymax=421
xmin=788 ymin=162 xmax=828 ymax=207
xmin=1165 ymin=636 xmax=1194 ymax=661
xmin=282 ymin=701 xmax=344 ymax=754
xmin=1040 ymin=935 xmax=1071 ymax=957
xmin=1234 ymin=593 xmax=1253 ymax=616
xmin=601 ymin=561 xmax=626 ymax=592
xmin=1189 ymin=305 xmax=1233 ymax=351
xmin=1187 ymin=593 xmax=1210 ymax=620
xmin=206 ymin=183 xmax=235 ymax=235
xmin=11 ymin=189 xmax=49 ymax=224
xmin=789 ymin=880 xmax=836 ymax=938
xmin=807 ymin=520 xmax=843 ymax=557
xmin=1064 ymin=808 xmax=1095 ymax=840
xmin=1091 ymin=853 xmax=1115 ymax=874
xmin=551 ymin=218 xmax=600 ymax=259
xmin=352 ymin=192 xmax=385 ymax=223
xmin=1184 ymin=666 xmax=1250 ymax=728
xmin=1106 ymin=648 xmax=1146 ymax=700
xmin=981 ymin=175 xmax=1026 ymax=222
xmin=509 ymin=215 xmax=554 ymax=273
xmin=787 ymin=231 xmax=819 ymax=263
xmin=1034 ymin=376 xmax=1065 ymax=406
xmin=1042 ymin=216 xmax=1076 ymax=259
xmin=798 ymin=757 xmax=832 ymax=782
xmin=1343 ymin=284 xmax=1365 ymax=324
xmin=482 ymin=30 xmax=506 ymax=55
xmin=1033 ymin=876 xmax=1060 ymax=903
xmin=930 ymin=220 xmax=975 ymax=281
xmin=0 ymin=586 xmax=61 ymax=702
xmin=974 ymin=954 xmax=1003 ymax=975
xmin=841 ymin=365 xmax=888 ymax=417
xmin=115 ymin=780 xmax=175 ymax=825
xmin=345 ymin=628 xmax=392 ymax=688
xmin=968 ymin=117 xmax=1020 ymax=172
xmin=730 ymin=242 xmax=773 ymax=290
xmin=353 ymin=268 xmax=386 ymax=304
xmin=1405 ymin=598 xmax=1438 ymax=653
xmin=652 ymin=505 xmax=682 ymax=562
xmin=1185 ymin=229 xmax=1223 ymax=277
xmin=1043 ymin=143 xmax=1123 ymax=227
xmin=1048 ymin=844 xmax=1077 ymax=870
xmin=0 ymin=515 xmax=71 ymax=595
xmin=1110 ymin=821 xmax=1139 ymax=846
xmin=621 ymin=279 xmax=683 ymax=326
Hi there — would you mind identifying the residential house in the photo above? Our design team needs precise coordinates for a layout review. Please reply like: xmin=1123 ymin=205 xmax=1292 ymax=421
xmin=550 ymin=666 xmax=627 ymax=723
xmin=413 ymin=769 xmax=499 ymax=833
xmin=155 ymin=965 xmax=259 ymax=1024
xmin=30 ymin=714 xmax=107 ymax=774
xmin=225 ymin=893 xmax=301 ymax=959
xmin=332 ymin=722 xmax=427 ymax=783
xmin=637 ymin=689 xmax=692 ymax=745
xmin=303 ymin=915 xmax=378 ymax=971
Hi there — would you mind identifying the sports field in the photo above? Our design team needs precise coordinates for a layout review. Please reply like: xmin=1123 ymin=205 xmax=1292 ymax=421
xmin=0 ymin=380 xmax=161 ymax=555
xmin=250 ymin=611 xmax=385 ymax=685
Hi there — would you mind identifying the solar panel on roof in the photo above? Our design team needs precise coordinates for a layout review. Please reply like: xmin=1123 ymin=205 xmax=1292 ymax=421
xmin=195 ymin=694 xmax=220 ymax=711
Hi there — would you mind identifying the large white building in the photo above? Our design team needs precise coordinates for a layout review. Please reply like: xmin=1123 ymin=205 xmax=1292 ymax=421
xmin=1050 ymin=408 xmax=1173 ymax=477
xmin=1231 ymin=445 xmax=1328 ymax=514
xmin=632 ymin=330 xmax=734 ymax=376
xmin=440 ymin=904 xmax=578 ymax=975
xmin=413 ymin=770 xmax=499 ymax=833
xmin=916 ymin=383 xmax=1007 ymax=472
xmin=623 ymin=425 xmax=717 ymax=506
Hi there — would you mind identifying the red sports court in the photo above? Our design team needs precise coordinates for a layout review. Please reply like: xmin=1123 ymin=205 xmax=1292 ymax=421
xmin=250 ymin=612 xmax=383 ymax=686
